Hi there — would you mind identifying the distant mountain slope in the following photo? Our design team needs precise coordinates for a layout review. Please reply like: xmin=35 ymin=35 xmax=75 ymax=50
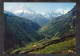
xmin=39 ymin=6 xmax=76 ymax=38
xmin=4 ymin=10 xmax=15 ymax=16
xmin=4 ymin=13 xmax=44 ymax=51
xmin=44 ymin=11 xmax=63 ymax=20
xmin=13 ymin=8 xmax=48 ymax=27
xmin=31 ymin=13 xmax=49 ymax=26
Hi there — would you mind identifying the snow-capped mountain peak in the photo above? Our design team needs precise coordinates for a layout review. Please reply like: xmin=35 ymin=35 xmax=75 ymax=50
xmin=14 ymin=9 xmax=34 ymax=14
xmin=44 ymin=11 xmax=63 ymax=20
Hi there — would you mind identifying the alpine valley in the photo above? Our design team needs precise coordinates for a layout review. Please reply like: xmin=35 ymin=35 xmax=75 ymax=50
xmin=4 ymin=5 xmax=76 ymax=54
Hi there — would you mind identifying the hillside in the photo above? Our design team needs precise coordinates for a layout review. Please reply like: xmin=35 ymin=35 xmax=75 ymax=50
xmin=4 ymin=5 xmax=76 ymax=54
xmin=4 ymin=13 xmax=44 ymax=52
xmin=39 ymin=6 xmax=76 ymax=38
xmin=10 ymin=35 xmax=76 ymax=54
xmin=29 ymin=37 xmax=76 ymax=54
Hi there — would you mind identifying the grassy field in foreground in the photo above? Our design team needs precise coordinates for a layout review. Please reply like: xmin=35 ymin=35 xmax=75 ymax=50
xmin=10 ymin=37 xmax=60 ymax=54
xmin=29 ymin=37 xmax=76 ymax=54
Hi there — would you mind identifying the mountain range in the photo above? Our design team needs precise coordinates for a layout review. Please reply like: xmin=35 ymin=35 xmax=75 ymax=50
xmin=44 ymin=11 xmax=63 ymax=20
xmin=39 ymin=6 xmax=76 ymax=39
xmin=14 ymin=10 xmax=49 ymax=26
xmin=5 ymin=5 xmax=65 ymax=26
xmin=4 ymin=5 xmax=76 ymax=53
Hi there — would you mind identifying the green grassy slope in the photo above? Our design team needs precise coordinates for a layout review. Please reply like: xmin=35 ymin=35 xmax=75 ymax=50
xmin=29 ymin=37 xmax=76 ymax=54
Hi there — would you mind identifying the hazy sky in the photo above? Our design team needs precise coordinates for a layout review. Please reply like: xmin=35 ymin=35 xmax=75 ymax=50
xmin=4 ymin=2 xmax=76 ymax=14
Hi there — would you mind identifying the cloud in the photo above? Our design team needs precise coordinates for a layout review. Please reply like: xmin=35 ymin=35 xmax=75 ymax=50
xmin=54 ymin=8 xmax=70 ymax=14
xmin=36 ymin=11 xmax=45 ymax=15
xmin=49 ymin=11 xmax=52 ymax=14
xmin=54 ymin=9 xmax=63 ymax=14
xmin=14 ymin=10 xmax=33 ymax=14
xmin=36 ymin=11 xmax=40 ymax=13
xmin=67 ymin=8 xmax=70 ymax=10
xmin=20 ymin=4 xmax=24 ymax=8
xmin=45 ymin=15 xmax=50 ymax=17
xmin=4 ymin=7 xmax=13 ymax=11
xmin=63 ymin=10 xmax=70 ymax=14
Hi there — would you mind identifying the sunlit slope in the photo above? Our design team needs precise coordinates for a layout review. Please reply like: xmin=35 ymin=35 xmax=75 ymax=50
xmin=39 ymin=6 xmax=76 ymax=38
xmin=29 ymin=37 xmax=76 ymax=54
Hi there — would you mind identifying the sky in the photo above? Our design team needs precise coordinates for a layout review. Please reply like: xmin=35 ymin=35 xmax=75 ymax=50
xmin=4 ymin=2 xmax=76 ymax=14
